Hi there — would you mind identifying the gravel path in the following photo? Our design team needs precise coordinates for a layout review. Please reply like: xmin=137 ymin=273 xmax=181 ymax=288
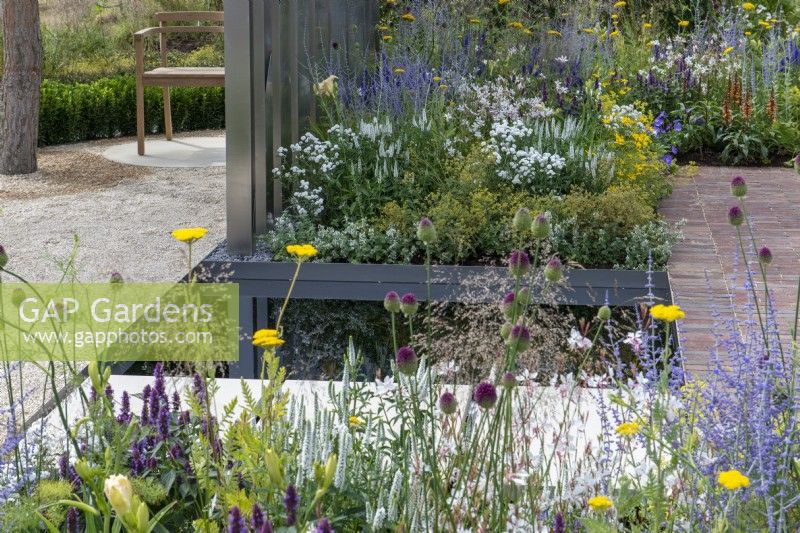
xmin=0 ymin=132 xmax=226 ymax=438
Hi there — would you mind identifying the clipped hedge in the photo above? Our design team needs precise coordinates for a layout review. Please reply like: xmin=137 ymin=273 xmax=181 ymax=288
xmin=39 ymin=75 xmax=225 ymax=146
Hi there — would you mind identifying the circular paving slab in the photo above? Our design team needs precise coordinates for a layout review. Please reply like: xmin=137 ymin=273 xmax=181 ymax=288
xmin=103 ymin=136 xmax=225 ymax=168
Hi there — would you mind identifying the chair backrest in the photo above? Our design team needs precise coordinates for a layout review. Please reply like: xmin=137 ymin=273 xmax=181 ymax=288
xmin=154 ymin=11 xmax=224 ymax=24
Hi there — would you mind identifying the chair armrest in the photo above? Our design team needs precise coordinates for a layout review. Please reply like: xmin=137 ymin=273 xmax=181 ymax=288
xmin=134 ymin=25 xmax=224 ymax=41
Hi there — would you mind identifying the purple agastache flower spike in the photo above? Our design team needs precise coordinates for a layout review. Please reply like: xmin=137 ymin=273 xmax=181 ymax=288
xmin=228 ymin=506 xmax=246 ymax=533
xmin=66 ymin=507 xmax=79 ymax=533
xmin=316 ymin=518 xmax=334 ymax=533
xmin=158 ymin=407 xmax=170 ymax=441
xmin=284 ymin=485 xmax=299 ymax=526
xmin=473 ymin=382 xmax=498 ymax=409
xmin=192 ymin=373 xmax=206 ymax=404
xmin=153 ymin=362 xmax=166 ymax=398
xmin=553 ymin=512 xmax=565 ymax=533
xmin=117 ymin=391 xmax=131 ymax=424
xmin=251 ymin=504 xmax=265 ymax=530
xmin=172 ymin=390 xmax=181 ymax=412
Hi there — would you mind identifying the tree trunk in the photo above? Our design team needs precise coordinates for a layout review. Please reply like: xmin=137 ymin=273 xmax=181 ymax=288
xmin=0 ymin=0 xmax=43 ymax=175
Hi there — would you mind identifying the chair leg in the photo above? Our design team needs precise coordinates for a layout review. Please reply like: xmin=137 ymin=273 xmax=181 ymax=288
xmin=163 ymin=86 xmax=173 ymax=141
xmin=136 ymin=79 xmax=145 ymax=156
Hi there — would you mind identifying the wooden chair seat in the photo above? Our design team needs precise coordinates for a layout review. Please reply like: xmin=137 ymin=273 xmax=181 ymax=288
xmin=135 ymin=11 xmax=225 ymax=155
xmin=143 ymin=67 xmax=225 ymax=87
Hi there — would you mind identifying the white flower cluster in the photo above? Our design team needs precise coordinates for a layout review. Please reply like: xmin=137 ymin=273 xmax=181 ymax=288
xmin=602 ymin=104 xmax=652 ymax=134
xmin=485 ymin=120 xmax=566 ymax=187
xmin=273 ymin=131 xmax=342 ymax=183
xmin=289 ymin=179 xmax=324 ymax=218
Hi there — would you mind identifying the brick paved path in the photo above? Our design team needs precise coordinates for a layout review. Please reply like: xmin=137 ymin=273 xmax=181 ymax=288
xmin=660 ymin=165 xmax=800 ymax=375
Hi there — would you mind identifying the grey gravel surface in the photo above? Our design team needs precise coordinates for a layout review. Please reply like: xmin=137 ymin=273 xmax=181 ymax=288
xmin=0 ymin=132 xmax=226 ymax=439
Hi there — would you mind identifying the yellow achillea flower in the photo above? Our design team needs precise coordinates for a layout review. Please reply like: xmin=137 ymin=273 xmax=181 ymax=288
xmin=393 ymin=67 xmax=406 ymax=74
xmin=509 ymin=21 xmax=524 ymax=29
xmin=171 ymin=227 xmax=208 ymax=244
xmin=499 ymin=0 xmax=510 ymax=5
xmin=742 ymin=2 xmax=755 ymax=10
xmin=583 ymin=27 xmax=595 ymax=34
xmin=616 ymin=421 xmax=640 ymax=436
xmin=643 ymin=22 xmax=652 ymax=29
xmin=252 ymin=329 xmax=285 ymax=348
xmin=678 ymin=20 xmax=690 ymax=27
xmin=614 ymin=0 xmax=626 ymax=7
xmin=401 ymin=12 xmax=415 ymax=21
xmin=547 ymin=30 xmax=562 ymax=36
xmin=432 ymin=76 xmax=442 ymax=82
xmin=377 ymin=25 xmax=390 ymax=31
xmin=744 ymin=31 xmax=752 ymax=35
xmin=758 ymin=20 xmax=772 ymax=29
xmin=610 ymin=29 xmax=620 ymax=37
xmin=649 ymin=304 xmax=685 ymax=322
xmin=382 ymin=35 xmax=393 ymax=42
xmin=723 ymin=46 xmax=734 ymax=55
xmin=286 ymin=244 xmax=318 ymax=259
xmin=718 ymin=470 xmax=750 ymax=490
xmin=439 ymin=84 xmax=448 ymax=90
xmin=588 ymin=495 xmax=613 ymax=511
xmin=468 ymin=18 xmax=481 ymax=24
xmin=348 ymin=416 xmax=364 ymax=428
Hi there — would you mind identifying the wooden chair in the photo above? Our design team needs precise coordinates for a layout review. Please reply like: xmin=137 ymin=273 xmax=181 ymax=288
xmin=134 ymin=11 xmax=225 ymax=155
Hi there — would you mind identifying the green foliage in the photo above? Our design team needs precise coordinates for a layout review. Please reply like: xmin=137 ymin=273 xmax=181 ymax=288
xmin=39 ymin=76 xmax=225 ymax=146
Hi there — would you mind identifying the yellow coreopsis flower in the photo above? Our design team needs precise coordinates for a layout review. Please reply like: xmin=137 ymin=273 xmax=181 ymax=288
xmin=253 ymin=329 xmax=285 ymax=348
xmin=171 ymin=227 xmax=208 ymax=244
xmin=583 ymin=27 xmax=596 ymax=34
xmin=610 ymin=29 xmax=621 ymax=37
xmin=547 ymin=30 xmax=562 ymax=36
xmin=718 ymin=469 xmax=750 ymax=490
xmin=499 ymin=0 xmax=510 ymax=5
xmin=468 ymin=18 xmax=481 ymax=24
xmin=643 ymin=22 xmax=653 ymax=29
xmin=744 ymin=31 xmax=752 ymax=35
xmin=614 ymin=1 xmax=626 ymax=7
xmin=432 ymin=76 xmax=442 ymax=82
xmin=758 ymin=20 xmax=772 ymax=29
xmin=649 ymin=304 xmax=685 ymax=322
xmin=439 ymin=84 xmax=448 ymax=90
xmin=383 ymin=35 xmax=393 ymax=42
xmin=616 ymin=421 xmax=640 ymax=437
xmin=393 ymin=67 xmax=406 ymax=74
xmin=678 ymin=20 xmax=690 ymax=27
xmin=742 ymin=2 xmax=755 ymax=10
xmin=286 ymin=243 xmax=318 ymax=260
xmin=723 ymin=46 xmax=734 ymax=55
xmin=401 ymin=12 xmax=415 ymax=21
xmin=588 ymin=495 xmax=613 ymax=512
xmin=349 ymin=415 xmax=365 ymax=428
xmin=509 ymin=21 xmax=524 ymax=29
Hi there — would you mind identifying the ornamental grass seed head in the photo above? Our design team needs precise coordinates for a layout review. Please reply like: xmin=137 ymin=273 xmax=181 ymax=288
xmin=473 ymin=381 xmax=498 ymax=409
xmin=400 ymin=293 xmax=419 ymax=316
xmin=439 ymin=390 xmax=458 ymax=414
xmin=508 ymin=324 xmax=531 ymax=352
xmin=544 ymin=257 xmax=563 ymax=283
xmin=395 ymin=346 xmax=418 ymax=375
xmin=532 ymin=213 xmax=550 ymax=239
xmin=416 ymin=217 xmax=437 ymax=244
xmin=730 ymin=176 xmax=747 ymax=197
xmin=508 ymin=249 xmax=530 ymax=277
xmin=383 ymin=291 xmax=401 ymax=314
xmin=512 ymin=208 xmax=532 ymax=233
xmin=758 ymin=246 xmax=773 ymax=266
xmin=728 ymin=206 xmax=744 ymax=226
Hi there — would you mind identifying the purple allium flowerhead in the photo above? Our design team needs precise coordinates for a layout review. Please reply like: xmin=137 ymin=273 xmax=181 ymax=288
xmin=395 ymin=346 xmax=418 ymax=375
xmin=383 ymin=291 xmax=401 ymax=314
xmin=228 ymin=506 xmax=246 ymax=533
xmin=400 ymin=293 xmax=419 ymax=316
xmin=508 ymin=325 xmax=531 ymax=352
xmin=439 ymin=390 xmax=458 ymax=415
xmin=500 ymin=322 xmax=513 ymax=340
xmin=502 ymin=372 xmax=516 ymax=388
xmin=501 ymin=291 xmax=517 ymax=318
xmin=532 ymin=213 xmax=550 ymax=239
xmin=728 ymin=205 xmax=744 ymax=226
xmin=508 ymin=249 xmax=530 ymax=277
xmin=544 ymin=257 xmax=563 ymax=283
xmin=512 ymin=207 xmax=533 ymax=233
xmin=473 ymin=381 xmax=498 ymax=409
xmin=316 ymin=517 xmax=334 ymax=533
xmin=758 ymin=246 xmax=773 ymax=265
xmin=730 ymin=176 xmax=747 ymax=197
xmin=284 ymin=485 xmax=299 ymax=526
xmin=416 ymin=217 xmax=437 ymax=244
xmin=66 ymin=507 xmax=79 ymax=533
xmin=109 ymin=271 xmax=123 ymax=284
xmin=0 ymin=244 xmax=7 ymax=269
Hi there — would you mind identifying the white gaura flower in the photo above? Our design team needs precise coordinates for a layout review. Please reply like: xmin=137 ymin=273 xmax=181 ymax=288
xmin=567 ymin=328 xmax=593 ymax=350
xmin=433 ymin=360 xmax=459 ymax=378
xmin=374 ymin=375 xmax=397 ymax=395
xmin=623 ymin=330 xmax=644 ymax=354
